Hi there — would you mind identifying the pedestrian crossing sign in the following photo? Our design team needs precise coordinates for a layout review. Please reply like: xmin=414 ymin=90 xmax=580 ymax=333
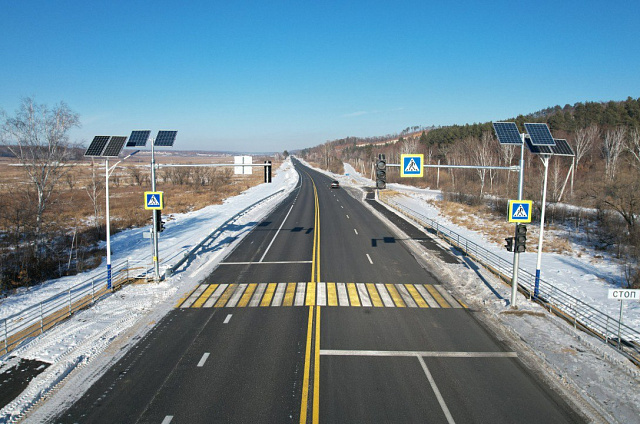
xmin=144 ymin=191 xmax=164 ymax=210
xmin=400 ymin=154 xmax=424 ymax=178
xmin=508 ymin=200 xmax=532 ymax=223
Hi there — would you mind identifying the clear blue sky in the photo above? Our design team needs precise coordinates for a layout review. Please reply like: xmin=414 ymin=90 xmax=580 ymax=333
xmin=2 ymin=1 xmax=639 ymax=152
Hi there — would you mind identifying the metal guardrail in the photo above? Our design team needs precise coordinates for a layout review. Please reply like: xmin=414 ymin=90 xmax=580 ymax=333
xmin=380 ymin=193 xmax=640 ymax=366
xmin=2 ymin=260 xmax=132 ymax=357
xmin=1 ymin=188 xmax=287 ymax=359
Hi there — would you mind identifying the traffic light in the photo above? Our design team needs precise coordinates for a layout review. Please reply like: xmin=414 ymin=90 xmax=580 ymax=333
xmin=515 ymin=224 xmax=527 ymax=252
xmin=376 ymin=154 xmax=386 ymax=189
xmin=155 ymin=209 xmax=165 ymax=233
xmin=505 ymin=237 xmax=514 ymax=252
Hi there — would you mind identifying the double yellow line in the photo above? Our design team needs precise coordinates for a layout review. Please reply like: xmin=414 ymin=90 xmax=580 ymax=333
xmin=301 ymin=174 xmax=321 ymax=424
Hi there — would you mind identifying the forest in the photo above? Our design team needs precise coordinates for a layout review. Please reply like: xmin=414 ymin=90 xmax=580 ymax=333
xmin=300 ymin=97 xmax=640 ymax=288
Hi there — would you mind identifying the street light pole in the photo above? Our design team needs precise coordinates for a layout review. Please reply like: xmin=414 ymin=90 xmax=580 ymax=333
xmin=534 ymin=155 xmax=550 ymax=298
xmin=105 ymin=158 xmax=112 ymax=290
xmin=510 ymin=135 xmax=526 ymax=308
xmin=151 ymin=139 xmax=160 ymax=282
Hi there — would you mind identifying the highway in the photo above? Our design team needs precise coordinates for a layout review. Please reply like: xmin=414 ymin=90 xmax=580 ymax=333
xmin=56 ymin=159 xmax=584 ymax=423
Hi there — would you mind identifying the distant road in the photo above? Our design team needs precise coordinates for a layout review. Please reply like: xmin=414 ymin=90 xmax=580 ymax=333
xmin=56 ymin=159 xmax=584 ymax=423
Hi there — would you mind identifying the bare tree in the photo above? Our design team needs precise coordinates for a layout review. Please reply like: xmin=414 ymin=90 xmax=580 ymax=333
xmin=466 ymin=131 xmax=496 ymax=197
xmin=85 ymin=159 xmax=104 ymax=236
xmin=399 ymin=137 xmax=419 ymax=156
xmin=1 ymin=97 xmax=80 ymax=241
xmin=627 ymin=127 xmax=640 ymax=169
xmin=573 ymin=124 xmax=598 ymax=171
xmin=603 ymin=126 xmax=626 ymax=182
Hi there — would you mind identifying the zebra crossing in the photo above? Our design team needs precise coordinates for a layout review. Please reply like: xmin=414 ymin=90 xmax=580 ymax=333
xmin=177 ymin=283 xmax=466 ymax=309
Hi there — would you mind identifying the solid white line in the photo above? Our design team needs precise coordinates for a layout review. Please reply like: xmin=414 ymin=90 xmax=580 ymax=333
xmin=197 ymin=353 xmax=210 ymax=367
xmin=319 ymin=350 xmax=518 ymax=358
xmin=259 ymin=202 xmax=296 ymax=262
xmin=366 ymin=254 xmax=373 ymax=264
xmin=354 ymin=229 xmax=358 ymax=235
xmin=220 ymin=261 xmax=313 ymax=265
xmin=224 ymin=314 xmax=232 ymax=324
xmin=419 ymin=356 xmax=456 ymax=424
xmin=162 ymin=416 xmax=174 ymax=424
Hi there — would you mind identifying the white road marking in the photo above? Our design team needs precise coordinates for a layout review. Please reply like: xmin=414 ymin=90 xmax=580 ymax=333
xmin=376 ymin=283 xmax=395 ymax=307
xmin=366 ymin=254 xmax=373 ymax=264
xmin=271 ymin=283 xmax=287 ymax=306
xmin=197 ymin=353 xmax=210 ymax=367
xmin=341 ymin=205 xmax=344 ymax=208
xmin=337 ymin=283 xmax=349 ymax=306
xmin=346 ymin=214 xmax=350 ymax=219
xmin=220 ymin=261 xmax=312 ymax=265
xmin=162 ymin=416 xmax=174 ymax=424
xmin=397 ymin=284 xmax=417 ymax=307
xmin=354 ymin=229 xmax=358 ymax=235
xmin=249 ymin=284 xmax=267 ymax=307
xmin=294 ymin=283 xmax=306 ymax=306
xmin=181 ymin=285 xmax=207 ymax=309
xmin=259 ymin=202 xmax=296 ymax=262
xmin=415 ymin=284 xmax=440 ymax=308
xmin=419 ymin=356 xmax=456 ymax=424
xmin=434 ymin=285 xmax=463 ymax=308
xmin=319 ymin=350 xmax=518 ymax=358
xmin=226 ymin=284 xmax=246 ymax=307
xmin=357 ymin=283 xmax=372 ymax=307
xmin=317 ymin=282 xmax=327 ymax=306
xmin=224 ymin=314 xmax=232 ymax=324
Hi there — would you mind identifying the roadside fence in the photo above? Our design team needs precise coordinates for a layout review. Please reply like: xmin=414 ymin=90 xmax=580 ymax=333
xmin=379 ymin=192 xmax=640 ymax=366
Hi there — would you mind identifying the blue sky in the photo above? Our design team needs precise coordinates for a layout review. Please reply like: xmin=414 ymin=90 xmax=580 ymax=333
xmin=2 ymin=1 xmax=639 ymax=152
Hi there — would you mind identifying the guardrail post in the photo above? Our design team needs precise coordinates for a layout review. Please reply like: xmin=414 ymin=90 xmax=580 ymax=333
xmin=40 ymin=302 xmax=44 ymax=334
xmin=91 ymin=278 xmax=95 ymax=302
xmin=605 ymin=317 xmax=609 ymax=344
xmin=4 ymin=319 xmax=7 ymax=354
xmin=69 ymin=287 xmax=72 ymax=317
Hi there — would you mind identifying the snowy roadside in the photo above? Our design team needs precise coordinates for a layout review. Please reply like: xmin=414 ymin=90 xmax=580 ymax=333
xmin=0 ymin=159 xmax=299 ymax=422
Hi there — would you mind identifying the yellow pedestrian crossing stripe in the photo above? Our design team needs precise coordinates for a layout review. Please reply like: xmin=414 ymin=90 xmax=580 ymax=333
xmin=178 ymin=283 xmax=465 ymax=309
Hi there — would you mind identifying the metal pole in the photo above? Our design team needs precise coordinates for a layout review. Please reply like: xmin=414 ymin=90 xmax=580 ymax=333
xmin=40 ymin=302 xmax=43 ymax=334
xmin=151 ymin=141 xmax=160 ymax=282
xmin=617 ymin=300 xmax=623 ymax=349
xmin=4 ymin=319 xmax=7 ymax=354
xmin=534 ymin=156 xmax=550 ymax=298
xmin=510 ymin=136 xmax=526 ymax=308
xmin=105 ymin=158 xmax=112 ymax=290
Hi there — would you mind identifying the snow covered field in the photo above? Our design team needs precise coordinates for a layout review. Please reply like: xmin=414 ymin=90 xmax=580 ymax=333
xmin=1 ymin=157 xmax=639 ymax=423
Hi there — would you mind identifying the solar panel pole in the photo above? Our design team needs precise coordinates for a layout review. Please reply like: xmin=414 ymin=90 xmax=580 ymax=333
xmin=151 ymin=139 xmax=160 ymax=282
xmin=534 ymin=155 xmax=550 ymax=298
xmin=510 ymin=135 xmax=526 ymax=308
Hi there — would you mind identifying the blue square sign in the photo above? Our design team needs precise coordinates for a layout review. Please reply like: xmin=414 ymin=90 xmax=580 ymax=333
xmin=400 ymin=154 xmax=424 ymax=178
xmin=508 ymin=200 xmax=532 ymax=223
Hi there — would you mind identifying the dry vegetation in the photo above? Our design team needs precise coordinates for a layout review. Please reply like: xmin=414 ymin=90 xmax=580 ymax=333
xmin=0 ymin=153 xmax=277 ymax=290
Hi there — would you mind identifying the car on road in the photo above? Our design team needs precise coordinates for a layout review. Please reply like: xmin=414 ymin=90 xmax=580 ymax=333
xmin=330 ymin=180 xmax=340 ymax=188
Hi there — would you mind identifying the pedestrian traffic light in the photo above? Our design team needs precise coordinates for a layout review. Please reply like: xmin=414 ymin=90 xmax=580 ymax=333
xmin=515 ymin=224 xmax=527 ymax=252
xmin=505 ymin=237 xmax=514 ymax=252
xmin=376 ymin=154 xmax=386 ymax=189
xmin=155 ymin=209 xmax=165 ymax=233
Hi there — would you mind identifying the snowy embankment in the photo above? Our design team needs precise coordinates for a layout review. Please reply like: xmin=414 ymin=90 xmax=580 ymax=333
xmin=0 ymin=159 xmax=298 ymax=422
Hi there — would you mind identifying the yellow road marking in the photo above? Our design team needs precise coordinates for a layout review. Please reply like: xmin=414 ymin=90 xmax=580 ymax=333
xmin=346 ymin=283 xmax=361 ymax=307
xmin=313 ymin=306 xmax=320 ymax=424
xmin=214 ymin=284 xmax=236 ymax=307
xmin=300 ymin=306 xmax=314 ymax=424
xmin=385 ymin=284 xmax=407 ymax=307
xmin=405 ymin=284 xmax=428 ymax=308
xmin=237 ymin=283 xmax=257 ymax=307
xmin=327 ymin=283 xmax=338 ymax=306
xmin=193 ymin=284 xmax=218 ymax=308
xmin=175 ymin=286 xmax=199 ymax=308
xmin=426 ymin=284 xmax=450 ymax=308
xmin=261 ymin=283 xmax=277 ymax=306
xmin=283 ymin=282 xmax=296 ymax=306
xmin=366 ymin=283 xmax=384 ymax=307
xmin=306 ymin=282 xmax=316 ymax=306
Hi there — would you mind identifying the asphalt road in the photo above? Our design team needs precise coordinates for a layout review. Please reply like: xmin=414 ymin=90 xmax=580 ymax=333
xmin=55 ymin=159 xmax=584 ymax=423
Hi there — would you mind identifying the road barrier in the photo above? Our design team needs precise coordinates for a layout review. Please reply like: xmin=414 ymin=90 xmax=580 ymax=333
xmin=1 ymin=188 xmax=287 ymax=359
xmin=379 ymin=192 xmax=640 ymax=366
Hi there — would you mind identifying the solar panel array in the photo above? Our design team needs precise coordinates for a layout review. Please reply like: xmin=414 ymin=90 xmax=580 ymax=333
xmin=127 ymin=130 xmax=151 ymax=147
xmin=493 ymin=122 xmax=523 ymax=145
xmin=84 ymin=136 xmax=111 ymax=156
xmin=524 ymin=123 xmax=556 ymax=146
xmin=551 ymin=139 xmax=575 ymax=157
xmin=102 ymin=136 xmax=128 ymax=157
xmin=524 ymin=136 xmax=553 ymax=155
xmin=154 ymin=130 xmax=177 ymax=147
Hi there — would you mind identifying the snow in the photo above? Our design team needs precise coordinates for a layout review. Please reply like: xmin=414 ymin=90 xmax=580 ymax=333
xmin=1 ymin=157 xmax=639 ymax=423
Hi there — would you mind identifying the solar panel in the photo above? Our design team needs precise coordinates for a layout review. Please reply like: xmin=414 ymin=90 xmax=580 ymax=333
xmin=154 ymin=130 xmax=177 ymax=147
xmin=551 ymin=139 xmax=575 ymax=157
xmin=524 ymin=123 xmax=556 ymax=146
xmin=85 ymin=136 xmax=110 ymax=156
xmin=127 ymin=130 xmax=150 ymax=147
xmin=102 ymin=136 xmax=127 ymax=157
xmin=524 ymin=136 xmax=553 ymax=155
xmin=493 ymin=122 xmax=523 ymax=145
